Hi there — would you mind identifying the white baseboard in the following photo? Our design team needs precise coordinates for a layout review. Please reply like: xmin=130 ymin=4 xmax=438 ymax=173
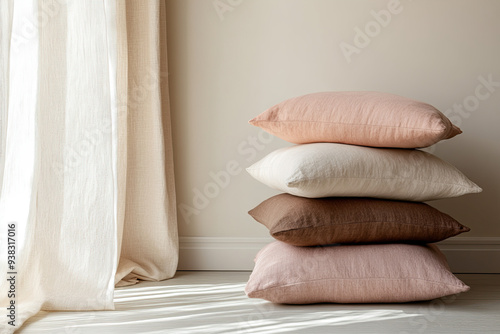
xmin=178 ymin=237 xmax=271 ymax=271
xmin=178 ymin=236 xmax=500 ymax=273
xmin=436 ymin=237 xmax=500 ymax=273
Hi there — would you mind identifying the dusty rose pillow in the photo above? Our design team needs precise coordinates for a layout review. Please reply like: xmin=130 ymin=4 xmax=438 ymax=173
xmin=249 ymin=91 xmax=461 ymax=148
xmin=245 ymin=242 xmax=469 ymax=304
xmin=248 ymin=194 xmax=470 ymax=246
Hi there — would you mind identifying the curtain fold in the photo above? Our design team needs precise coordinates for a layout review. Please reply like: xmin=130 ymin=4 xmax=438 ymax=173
xmin=0 ymin=1 xmax=178 ymax=332
xmin=0 ymin=0 xmax=13 ymax=195
xmin=115 ymin=0 xmax=178 ymax=287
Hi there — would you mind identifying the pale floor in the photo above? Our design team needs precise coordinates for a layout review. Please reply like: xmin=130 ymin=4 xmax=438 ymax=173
xmin=19 ymin=272 xmax=500 ymax=334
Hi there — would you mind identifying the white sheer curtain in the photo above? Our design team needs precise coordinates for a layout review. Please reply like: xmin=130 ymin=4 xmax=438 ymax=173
xmin=0 ymin=1 xmax=178 ymax=332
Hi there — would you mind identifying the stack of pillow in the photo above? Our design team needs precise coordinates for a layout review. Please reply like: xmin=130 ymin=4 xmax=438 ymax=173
xmin=244 ymin=91 xmax=482 ymax=304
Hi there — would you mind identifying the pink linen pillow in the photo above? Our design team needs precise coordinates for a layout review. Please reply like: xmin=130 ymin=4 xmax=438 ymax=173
xmin=249 ymin=91 xmax=461 ymax=148
xmin=245 ymin=241 xmax=469 ymax=304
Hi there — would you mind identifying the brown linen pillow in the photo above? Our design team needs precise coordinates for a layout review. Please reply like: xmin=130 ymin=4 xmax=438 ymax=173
xmin=248 ymin=194 xmax=470 ymax=246
xmin=245 ymin=241 xmax=470 ymax=304
xmin=249 ymin=91 xmax=461 ymax=148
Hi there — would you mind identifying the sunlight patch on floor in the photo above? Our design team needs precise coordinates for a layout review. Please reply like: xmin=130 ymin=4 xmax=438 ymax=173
xmin=18 ymin=273 xmax=499 ymax=334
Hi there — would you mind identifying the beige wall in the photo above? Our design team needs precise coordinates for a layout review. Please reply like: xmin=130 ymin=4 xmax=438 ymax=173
xmin=166 ymin=0 xmax=500 ymax=239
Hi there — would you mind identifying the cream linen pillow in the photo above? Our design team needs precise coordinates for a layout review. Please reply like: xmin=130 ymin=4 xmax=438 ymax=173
xmin=249 ymin=91 xmax=461 ymax=148
xmin=246 ymin=143 xmax=481 ymax=201
xmin=245 ymin=241 xmax=470 ymax=304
